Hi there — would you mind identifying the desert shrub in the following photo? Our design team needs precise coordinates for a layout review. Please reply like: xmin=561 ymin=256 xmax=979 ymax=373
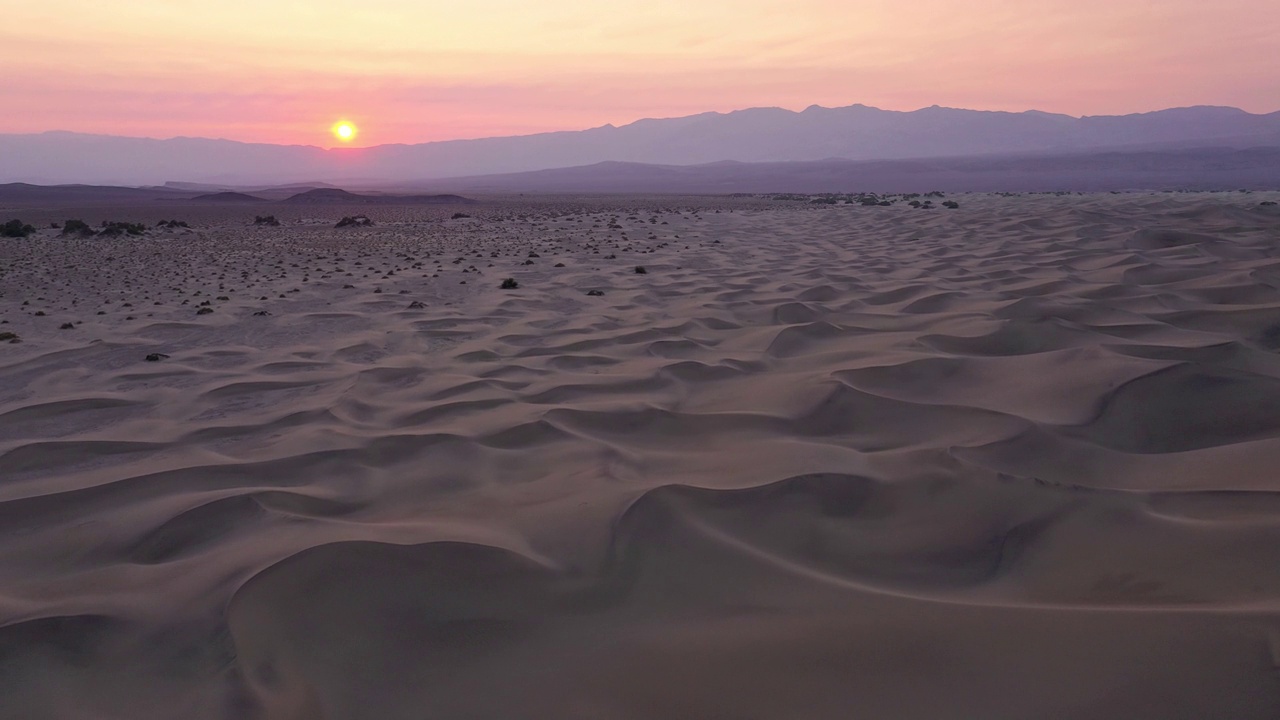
xmin=1 ymin=219 xmax=35 ymax=238
xmin=335 ymin=215 xmax=373 ymax=228
xmin=62 ymin=219 xmax=95 ymax=236
xmin=942 ymin=200 xmax=959 ymax=209
xmin=254 ymin=215 xmax=281 ymax=226
xmin=500 ymin=278 xmax=519 ymax=289
xmin=157 ymin=219 xmax=190 ymax=228
xmin=98 ymin=221 xmax=146 ymax=237
xmin=451 ymin=212 xmax=471 ymax=219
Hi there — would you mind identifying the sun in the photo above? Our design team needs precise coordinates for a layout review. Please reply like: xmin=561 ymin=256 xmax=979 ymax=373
xmin=331 ymin=120 xmax=358 ymax=143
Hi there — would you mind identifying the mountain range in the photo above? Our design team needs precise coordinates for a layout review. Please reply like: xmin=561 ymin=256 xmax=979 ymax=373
xmin=2 ymin=104 xmax=1279 ymax=187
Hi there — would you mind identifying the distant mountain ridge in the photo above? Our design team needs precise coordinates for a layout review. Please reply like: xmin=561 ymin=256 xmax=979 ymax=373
xmin=407 ymin=147 xmax=1280 ymax=194
xmin=0 ymin=183 xmax=474 ymax=207
xmin=278 ymin=188 xmax=472 ymax=204
xmin=2 ymin=104 xmax=1279 ymax=185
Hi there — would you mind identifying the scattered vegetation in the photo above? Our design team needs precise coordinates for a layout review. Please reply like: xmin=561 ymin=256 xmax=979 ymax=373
xmin=335 ymin=215 xmax=373 ymax=228
xmin=62 ymin=219 xmax=95 ymax=236
xmin=157 ymin=219 xmax=190 ymax=229
xmin=451 ymin=212 xmax=472 ymax=219
xmin=98 ymin=221 xmax=147 ymax=237
xmin=1 ymin=219 xmax=35 ymax=238
xmin=254 ymin=215 xmax=281 ymax=226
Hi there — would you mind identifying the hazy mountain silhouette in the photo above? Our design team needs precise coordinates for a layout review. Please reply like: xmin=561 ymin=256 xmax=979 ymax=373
xmin=191 ymin=191 xmax=270 ymax=202
xmin=279 ymin=188 xmax=472 ymax=204
xmin=405 ymin=147 xmax=1280 ymax=194
xmin=2 ymin=104 xmax=1278 ymax=185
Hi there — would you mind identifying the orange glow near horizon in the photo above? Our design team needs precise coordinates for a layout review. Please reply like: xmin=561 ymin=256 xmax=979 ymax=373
xmin=1 ymin=0 xmax=1277 ymax=146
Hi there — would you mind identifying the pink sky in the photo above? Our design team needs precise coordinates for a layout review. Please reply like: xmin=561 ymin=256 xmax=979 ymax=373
xmin=2 ymin=0 xmax=1277 ymax=148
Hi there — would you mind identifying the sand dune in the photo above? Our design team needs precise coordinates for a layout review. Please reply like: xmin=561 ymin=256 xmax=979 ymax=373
xmin=3 ymin=192 xmax=1280 ymax=718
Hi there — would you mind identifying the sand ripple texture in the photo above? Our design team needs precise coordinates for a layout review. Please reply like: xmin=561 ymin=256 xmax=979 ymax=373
xmin=3 ymin=193 xmax=1280 ymax=719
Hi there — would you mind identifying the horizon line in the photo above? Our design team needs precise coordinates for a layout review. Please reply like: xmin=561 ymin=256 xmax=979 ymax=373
xmin=4 ymin=102 xmax=1276 ymax=150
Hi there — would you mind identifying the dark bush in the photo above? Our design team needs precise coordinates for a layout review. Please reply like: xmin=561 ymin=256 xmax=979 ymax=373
xmin=62 ymin=219 xmax=95 ymax=236
xmin=500 ymin=278 xmax=519 ymax=289
xmin=335 ymin=215 xmax=373 ymax=228
xmin=157 ymin=219 xmax=190 ymax=228
xmin=254 ymin=215 xmax=281 ymax=226
xmin=451 ymin=212 xmax=472 ymax=219
xmin=634 ymin=266 xmax=647 ymax=274
xmin=98 ymin=221 xmax=146 ymax=237
xmin=1 ymin=219 xmax=35 ymax=238
xmin=942 ymin=200 xmax=960 ymax=209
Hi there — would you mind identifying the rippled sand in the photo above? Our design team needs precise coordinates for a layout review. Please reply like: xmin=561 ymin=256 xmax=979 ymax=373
xmin=3 ymin=192 xmax=1280 ymax=719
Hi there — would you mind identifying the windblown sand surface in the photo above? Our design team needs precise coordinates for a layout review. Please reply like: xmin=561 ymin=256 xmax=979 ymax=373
xmin=3 ymin=192 xmax=1280 ymax=719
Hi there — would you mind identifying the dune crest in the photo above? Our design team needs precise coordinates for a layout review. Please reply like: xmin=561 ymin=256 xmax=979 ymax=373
xmin=3 ymin=192 xmax=1280 ymax=718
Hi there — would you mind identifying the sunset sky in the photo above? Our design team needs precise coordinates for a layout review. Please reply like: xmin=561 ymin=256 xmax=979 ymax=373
xmin=3 ymin=0 xmax=1277 ymax=148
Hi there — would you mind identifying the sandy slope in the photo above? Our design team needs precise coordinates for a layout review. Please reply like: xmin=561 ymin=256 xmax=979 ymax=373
xmin=2 ymin=192 xmax=1280 ymax=719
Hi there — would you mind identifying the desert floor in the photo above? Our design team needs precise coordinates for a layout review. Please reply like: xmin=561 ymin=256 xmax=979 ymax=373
xmin=3 ymin=191 xmax=1280 ymax=719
